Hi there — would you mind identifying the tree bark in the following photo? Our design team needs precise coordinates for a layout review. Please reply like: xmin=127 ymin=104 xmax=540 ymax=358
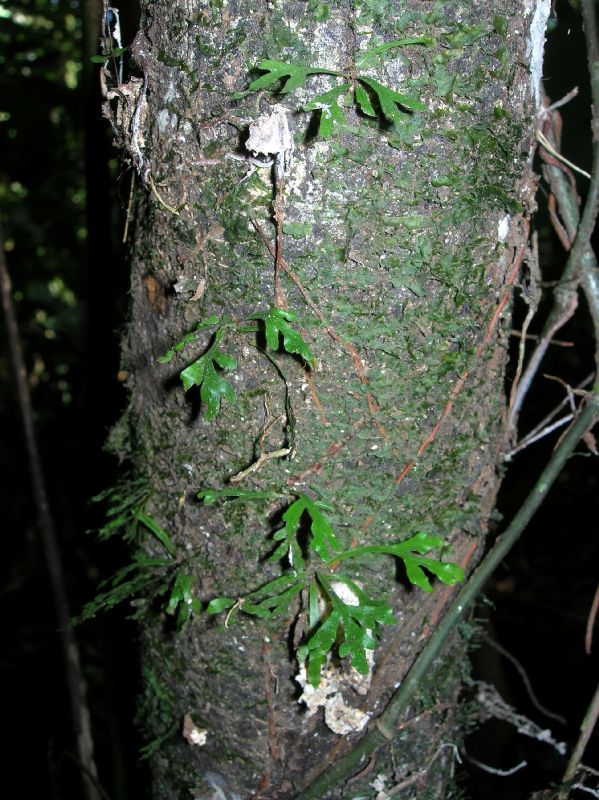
xmin=105 ymin=1 xmax=548 ymax=796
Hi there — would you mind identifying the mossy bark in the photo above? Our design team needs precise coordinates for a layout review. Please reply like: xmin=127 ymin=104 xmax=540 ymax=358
xmin=108 ymin=1 xmax=545 ymax=797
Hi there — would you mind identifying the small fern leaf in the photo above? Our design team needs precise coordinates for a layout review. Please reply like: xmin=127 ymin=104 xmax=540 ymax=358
xmin=358 ymin=76 xmax=425 ymax=123
xmin=304 ymin=84 xmax=351 ymax=137
xmin=248 ymin=60 xmax=342 ymax=94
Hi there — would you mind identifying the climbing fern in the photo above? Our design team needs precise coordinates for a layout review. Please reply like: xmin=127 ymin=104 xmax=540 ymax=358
xmin=199 ymin=489 xmax=463 ymax=686
xmin=237 ymin=50 xmax=427 ymax=138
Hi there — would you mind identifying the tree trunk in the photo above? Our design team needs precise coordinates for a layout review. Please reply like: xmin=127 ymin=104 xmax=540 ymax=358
xmin=105 ymin=1 xmax=547 ymax=796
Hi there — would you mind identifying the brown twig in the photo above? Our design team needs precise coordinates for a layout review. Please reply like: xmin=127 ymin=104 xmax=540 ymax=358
xmin=262 ymin=642 xmax=280 ymax=762
xmin=286 ymin=440 xmax=345 ymax=487
xmin=0 ymin=225 xmax=101 ymax=800
xmin=302 ymin=367 xmax=329 ymax=423
xmin=511 ymin=329 xmax=574 ymax=347
xmin=585 ymin=583 xmax=599 ymax=655
xmin=484 ymin=636 xmax=566 ymax=725
xmin=273 ymin=174 xmax=288 ymax=309
xmin=346 ymin=753 xmax=377 ymax=785
xmin=548 ymin=191 xmax=574 ymax=250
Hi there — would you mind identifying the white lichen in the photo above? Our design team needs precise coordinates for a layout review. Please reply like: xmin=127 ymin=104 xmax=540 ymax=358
xmin=526 ymin=0 xmax=551 ymax=109
xmin=182 ymin=712 xmax=208 ymax=747
xmin=497 ymin=214 xmax=511 ymax=242
xmin=296 ymin=661 xmax=371 ymax=735
xmin=246 ymin=105 xmax=293 ymax=161
xmin=296 ymin=580 xmax=374 ymax=734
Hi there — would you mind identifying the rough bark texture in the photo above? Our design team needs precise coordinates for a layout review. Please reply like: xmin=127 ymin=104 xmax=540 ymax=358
xmin=106 ymin=1 xmax=545 ymax=797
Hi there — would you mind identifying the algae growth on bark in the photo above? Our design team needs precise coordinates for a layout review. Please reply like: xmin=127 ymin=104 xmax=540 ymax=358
xmin=99 ymin=0 xmax=548 ymax=796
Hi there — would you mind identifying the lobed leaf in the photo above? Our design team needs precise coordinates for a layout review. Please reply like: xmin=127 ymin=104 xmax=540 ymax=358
xmin=354 ymin=83 xmax=376 ymax=117
xmin=251 ymin=308 xmax=314 ymax=365
xmin=178 ymin=340 xmax=237 ymax=420
xmin=304 ymin=84 xmax=350 ymax=138
xmin=302 ymin=496 xmax=340 ymax=560
xmin=272 ymin=494 xmax=340 ymax=569
xmin=358 ymin=76 xmax=425 ymax=123
xmin=248 ymin=59 xmax=342 ymax=94
xmin=331 ymin=533 xmax=464 ymax=593
xmin=243 ymin=581 xmax=304 ymax=619
xmin=298 ymin=574 xmax=396 ymax=685
xmin=180 ymin=356 xmax=206 ymax=391
xmin=199 ymin=358 xmax=236 ymax=420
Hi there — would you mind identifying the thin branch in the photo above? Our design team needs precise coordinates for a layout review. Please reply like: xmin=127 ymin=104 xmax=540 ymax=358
xmin=536 ymin=130 xmax=592 ymax=179
xmin=505 ymin=412 xmax=575 ymax=458
xmin=0 ymin=225 xmax=102 ymax=800
xmin=538 ymin=86 xmax=580 ymax=119
xmin=505 ymin=374 xmax=595 ymax=460
xmin=559 ymin=677 xmax=599 ymax=798
xmin=484 ymin=636 xmax=566 ymax=724
xmin=465 ymin=753 xmax=528 ymax=777
xmin=572 ymin=785 xmax=599 ymax=798
xmin=585 ymin=583 xmax=599 ymax=655
xmin=473 ymin=680 xmax=566 ymax=754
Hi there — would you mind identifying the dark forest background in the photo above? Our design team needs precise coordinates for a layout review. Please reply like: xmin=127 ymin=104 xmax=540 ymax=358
xmin=0 ymin=1 xmax=597 ymax=798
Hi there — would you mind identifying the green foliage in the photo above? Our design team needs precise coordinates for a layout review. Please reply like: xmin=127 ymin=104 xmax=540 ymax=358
xmin=250 ymin=307 xmax=315 ymax=365
xmin=241 ymin=575 xmax=306 ymax=619
xmin=156 ymin=316 xmax=219 ymax=363
xmin=198 ymin=490 xmax=463 ymax=685
xmin=76 ymin=486 xmax=198 ymax=628
xmin=357 ymin=76 xmax=425 ymax=121
xmin=159 ymin=310 xmax=313 ymax=421
xmin=332 ymin=532 xmax=465 ymax=593
xmin=0 ymin=0 xmax=89 ymax=418
xmin=139 ymin=722 xmax=179 ymax=761
xmin=270 ymin=494 xmax=339 ymax=565
xmin=240 ymin=50 xmax=426 ymax=139
xmin=136 ymin=512 xmax=175 ymax=556
xmin=72 ymin=556 xmax=172 ymax=624
xmin=90 ymin=478 xmax=176 ymax=554
xmin=180 ymin=347 xmax=237 ymax=418
xmin=304 ymin=85 xmax=351 ymax=138
xmin=89 ymin=46 xmax=127 ymax=64
xmin=90 ymin=478 xmax=150 ymax=543
xmin=299 ymin=574 xmax=397 ymax=680
xmin=246 ymin=59 xmax=342 ymax=94
xmin=206 ymin=596 xmax=237 ymax=614
xmin=166 ymin=570 xmax=202 ymax=626
xmin=159 ymin=323 xmax=237 ymax=420
xmin=355 ymin=36 xmax=434 ymax=69
xmin=198 ymin=487 xmax=277 ymax=504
